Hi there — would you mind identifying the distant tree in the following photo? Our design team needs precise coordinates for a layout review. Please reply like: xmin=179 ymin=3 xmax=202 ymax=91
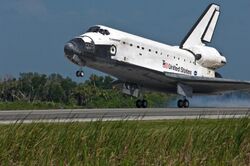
xmin=0 ymin=78 xmax=19 ymax=102
xmin=86 ymin=74 xmax=114 ymax=89
xmin=41 ymin=73 xmax=70 ymax=103
xmin=103 ymin=76 xmax=114 ymax=89
xmin=60 ymin=77 xmax=77 ymax=103
xmin=48 ymin=82 xmax=65 ymax=102
xmin=19 ymin=73 xmax=47 ymax=102
xmin=0 ymin=72 xmax=173 ymax=108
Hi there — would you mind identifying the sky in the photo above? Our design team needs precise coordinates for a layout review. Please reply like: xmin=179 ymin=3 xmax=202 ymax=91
xmin=1 ymin=0 xmax=250 ymax=81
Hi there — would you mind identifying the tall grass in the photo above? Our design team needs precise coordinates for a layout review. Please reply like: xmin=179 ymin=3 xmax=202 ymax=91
xmin=0 ymin=119 xmax=249 ymax=165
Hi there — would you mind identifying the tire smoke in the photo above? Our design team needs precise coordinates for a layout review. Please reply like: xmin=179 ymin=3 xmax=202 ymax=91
xmin=169 ymin=92 xmax=250 ymax=108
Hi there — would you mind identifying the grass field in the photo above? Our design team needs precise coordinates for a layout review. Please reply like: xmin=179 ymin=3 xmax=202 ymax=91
xmin=0 ymin=119 xmax=249 ymax=165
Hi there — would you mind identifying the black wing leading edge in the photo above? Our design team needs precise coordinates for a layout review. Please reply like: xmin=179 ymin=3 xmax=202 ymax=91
xmin=164 ymin=72 xmax=250 ymax=94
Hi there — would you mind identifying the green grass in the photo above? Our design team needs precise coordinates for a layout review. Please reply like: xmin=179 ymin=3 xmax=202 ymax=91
xmin=0 ymin=119 xmax=249 ymax=165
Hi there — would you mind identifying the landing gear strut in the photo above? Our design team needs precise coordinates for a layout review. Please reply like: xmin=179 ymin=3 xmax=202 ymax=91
xmin=136 ymin=99 xmax=148 ymax=108
xmin=76 ymin=70 xmax=84 ymax=77
xmin=177 ymin=99 xmax=189 ymax=108
xmin=122 ymin=82 xmax=148 ymax=108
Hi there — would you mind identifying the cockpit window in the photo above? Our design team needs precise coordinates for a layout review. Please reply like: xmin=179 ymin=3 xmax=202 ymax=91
xmin=99 ymin=29 xmax=105 ymax=35
xmin=104 ymin=29 xmax=110 ymax=35
xmin=86 ymin=26 xmax=110 ymax=35
xmin=87 ymin=26 xmax=100 ymax=33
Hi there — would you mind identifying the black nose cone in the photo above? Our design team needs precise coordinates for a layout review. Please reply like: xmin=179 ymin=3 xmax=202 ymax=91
xmin=64 ymin=42 xmax=75 ymax=56
xmin=64 ymin=38 xmax=85 ymax=56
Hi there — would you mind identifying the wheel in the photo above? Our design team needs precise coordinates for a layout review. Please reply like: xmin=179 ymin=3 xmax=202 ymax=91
xmin=76 ymin=71 xmax=80 ymax=77
xmin=177 ymin=99 xmax=190 ymax=108
xmin=79 ymin=71 xmax=85 ymax=77
xmin=76 ymin=70 xmax=84 ymax=77
xmin=136 ymin=100 xmax=142 ymax=108
xmin=142 ymin=100 xmax=148 ymax=108
xmin=136 ymin=99 xmax=148 ymax=108
xmin=177 ymin=99 xmax=184 ymax=108
xmin=183 ymin=99 xmax=189 ymax=108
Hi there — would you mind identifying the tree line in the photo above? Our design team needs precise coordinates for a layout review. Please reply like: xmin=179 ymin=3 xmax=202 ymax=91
xmin=0 ymin=73 xmax=172 ymax=108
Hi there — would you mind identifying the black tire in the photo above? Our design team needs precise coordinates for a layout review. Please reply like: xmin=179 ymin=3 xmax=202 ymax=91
xmin=177 ymin=99 xmax=184 ymax=108
xmin=76 ymin=71 xmax=80 ymax=77
xmin=183 ymin=99 xmax=189 ymax=108
xmin=136 ymin=100 xmax=142 ymax=108
xmin=80 ymin=71 xmax=85 ymax=77
xmin=142 ymin=100 xmax=148 ymax=108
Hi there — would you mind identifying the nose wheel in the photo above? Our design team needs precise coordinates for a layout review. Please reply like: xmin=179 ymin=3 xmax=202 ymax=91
xmin=76 ymin=70 xmax=85 ymax=77
xmin=177 ymin=99 xmax=189 ymax=108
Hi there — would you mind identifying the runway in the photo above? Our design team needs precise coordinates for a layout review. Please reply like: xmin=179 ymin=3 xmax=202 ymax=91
xmin=0 ymin=108 xmax=249 ymax=124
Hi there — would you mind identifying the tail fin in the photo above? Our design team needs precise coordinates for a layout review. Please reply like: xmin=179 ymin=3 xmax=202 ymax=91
xmin=180 ymin=4 xmax=220 ymax=49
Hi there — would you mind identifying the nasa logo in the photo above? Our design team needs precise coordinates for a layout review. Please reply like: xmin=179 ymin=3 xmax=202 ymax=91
xmin=194 ymin=71 xmax=197 ymax=76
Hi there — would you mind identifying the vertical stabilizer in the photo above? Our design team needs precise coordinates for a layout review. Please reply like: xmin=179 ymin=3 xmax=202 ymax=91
xmin=180 ymin=4 xmax=220 ymax=49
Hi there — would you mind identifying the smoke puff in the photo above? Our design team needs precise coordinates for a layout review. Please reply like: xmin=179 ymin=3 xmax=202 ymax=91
xmin=169 ymin=92 xmax=250 ymax=108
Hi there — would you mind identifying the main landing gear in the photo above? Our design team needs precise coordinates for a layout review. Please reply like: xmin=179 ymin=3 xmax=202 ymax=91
xmin=121 ymin=82 xmax=148 ymax=108
xmin=136 ymin=99 xmax=148 ymax=108
xmin=177 ymin=98 xmax=189 ymax=108
xmin=177 ymin=83 xmax=192 ymax=108
xmin=76 ymin=70 xmax=84 ymax=77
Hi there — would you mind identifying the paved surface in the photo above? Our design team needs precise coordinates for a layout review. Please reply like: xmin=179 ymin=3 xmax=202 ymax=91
xmin=0 ymin=108 xmax=249 ymax=123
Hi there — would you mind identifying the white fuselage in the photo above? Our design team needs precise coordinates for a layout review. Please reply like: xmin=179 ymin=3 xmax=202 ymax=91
xmin=76 ymin=25 xmax=224 ymax=78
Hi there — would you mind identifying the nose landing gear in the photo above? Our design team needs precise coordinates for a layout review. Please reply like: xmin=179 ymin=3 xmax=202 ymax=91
xmin=76 ymin=70 xmax=85 ymax=77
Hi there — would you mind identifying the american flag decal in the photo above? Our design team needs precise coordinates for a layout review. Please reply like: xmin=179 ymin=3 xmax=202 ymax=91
xmin=162 ymin=60 xmax=170 ymax=69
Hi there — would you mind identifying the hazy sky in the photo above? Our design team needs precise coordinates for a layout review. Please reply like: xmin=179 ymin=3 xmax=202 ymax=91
xmin=1 ymin=0 xmax=250 ymax=81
